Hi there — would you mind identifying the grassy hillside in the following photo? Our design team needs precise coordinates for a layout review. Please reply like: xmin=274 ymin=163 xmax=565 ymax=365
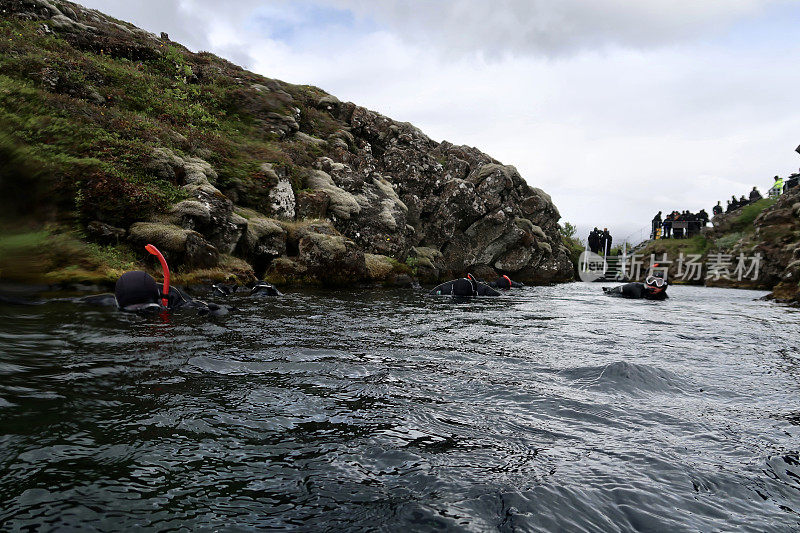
xmin=0 ymin=12 xmax=347 ymax=284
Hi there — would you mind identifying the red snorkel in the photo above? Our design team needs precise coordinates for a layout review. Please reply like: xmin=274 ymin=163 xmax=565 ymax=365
xmin=502 ymin=275 xmax=512 ymax=289
xmin=145 ymin=244 xmax=170 ymax=308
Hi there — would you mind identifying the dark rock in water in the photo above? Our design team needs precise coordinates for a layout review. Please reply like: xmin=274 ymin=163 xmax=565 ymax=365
xmin=390 ymin=274 xmax=414 ymax=288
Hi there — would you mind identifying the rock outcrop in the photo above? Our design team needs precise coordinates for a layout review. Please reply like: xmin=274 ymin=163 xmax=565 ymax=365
xmin=753 ymin=186 xmax=800 ymax=302
xmin=0 ymin=0 xmax=574 ymax=287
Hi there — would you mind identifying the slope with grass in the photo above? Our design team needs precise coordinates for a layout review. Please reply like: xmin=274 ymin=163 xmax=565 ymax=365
xmin=0 ymin=0 xmax=574 ymax=288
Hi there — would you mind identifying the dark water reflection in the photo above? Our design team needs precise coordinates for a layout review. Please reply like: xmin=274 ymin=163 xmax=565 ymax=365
xmin=1 ymin=283 xmax=799 ymax=531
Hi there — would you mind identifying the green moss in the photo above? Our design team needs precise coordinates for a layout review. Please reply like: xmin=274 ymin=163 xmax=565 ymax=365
xmin=714 ymin=232 xmax=745 ymax=250
xmin=734 ymin=198 xmax=776 ymax=230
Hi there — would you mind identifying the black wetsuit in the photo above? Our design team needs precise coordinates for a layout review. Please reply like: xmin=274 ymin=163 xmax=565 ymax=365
xmin=0 ymin=272 xmax=231 ymax=315
xmin=114 ymin=271 xmax=230 ymax=315
xmin=485 ymin=277 xmax=524 ymax=290
xmin=212 ymin=283 xmax=239 ymax=297
xmin=603 ymin=282 xmax=668 ymax=300
xmin=429 ymin=278 xmax=501 ymax=296
xmin=212 ymin=281 xmax=281 ymax=297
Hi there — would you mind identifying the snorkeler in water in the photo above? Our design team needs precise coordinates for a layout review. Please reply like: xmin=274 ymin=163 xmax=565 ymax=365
xmin=603 ymin=274 xmax=668 ymax=300
xmin=0 ymin=245 xmax=230 ymax=316
xmin=429 ymin=274 xmax=501 ymax=296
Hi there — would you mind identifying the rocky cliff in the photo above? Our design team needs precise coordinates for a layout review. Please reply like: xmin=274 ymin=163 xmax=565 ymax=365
xmin=0 ymin=0 xmax=573 ymax=287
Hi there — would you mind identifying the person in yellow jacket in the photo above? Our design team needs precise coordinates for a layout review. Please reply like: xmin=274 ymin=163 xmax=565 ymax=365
xmin=769 ymin=175 xmax=784 ymax=197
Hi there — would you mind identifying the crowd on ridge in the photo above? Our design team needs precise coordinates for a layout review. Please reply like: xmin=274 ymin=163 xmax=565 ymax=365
xmin=650 ymin=210 xmax=709 ymax=239
xmin=649 ymin=169 xmax=800 ymax=240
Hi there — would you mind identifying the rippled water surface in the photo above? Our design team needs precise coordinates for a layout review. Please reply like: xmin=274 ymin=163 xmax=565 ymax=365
xmin=1 ymin=283 xmax=800 ymax=531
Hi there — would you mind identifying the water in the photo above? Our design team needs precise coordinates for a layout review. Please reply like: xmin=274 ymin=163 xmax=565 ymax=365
xmin=1 ymin=283 xmax=799 ymax=531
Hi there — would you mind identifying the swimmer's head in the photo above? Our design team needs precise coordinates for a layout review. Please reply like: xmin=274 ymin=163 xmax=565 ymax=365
xmin=497 ymin=275 xmax=512 ymax=290
xmin=115 ymin=271 xmax=160 ymax=309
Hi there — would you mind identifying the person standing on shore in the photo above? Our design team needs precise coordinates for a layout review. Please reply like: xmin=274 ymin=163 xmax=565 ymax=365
xmin=651 ymin=211 xmax=662 ymax=239
xmin=601 ymin=228 xmax=612 ymax=254
xmin=588 ymin=228 xmax=600 ymax=254
xmin=771 ymin=175 xmax=784 ymax=197
xmin=662 ymin=212 xmax=673 ymax=238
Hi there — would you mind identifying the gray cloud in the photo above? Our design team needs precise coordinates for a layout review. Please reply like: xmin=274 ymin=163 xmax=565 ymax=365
xmin=330 ymin=0 xmax=789 ymax=56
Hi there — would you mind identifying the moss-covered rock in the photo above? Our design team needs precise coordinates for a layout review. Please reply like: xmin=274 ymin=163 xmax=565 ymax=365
xmin=365 ymin=253 xmax=394 ymax=281
xmin=128 ymin=221 xmax=218 ymax=268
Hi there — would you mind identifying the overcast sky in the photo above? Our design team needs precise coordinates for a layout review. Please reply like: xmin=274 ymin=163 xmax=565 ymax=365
xmin=82 ymin=0 xmax=800 ymax=243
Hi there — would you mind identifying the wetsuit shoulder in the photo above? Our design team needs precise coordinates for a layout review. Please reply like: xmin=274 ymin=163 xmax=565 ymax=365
xmin=429 ymin=281 xmax=454 ymax=295
xmin=250 ymin=283 xmax=282 ymax=297
xmin=476 ymin=283 xmax=501 ymax=296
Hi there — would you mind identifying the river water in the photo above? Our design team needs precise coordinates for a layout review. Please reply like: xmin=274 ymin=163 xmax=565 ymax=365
xmin=1 ymin=283 xmax=799 ymax=531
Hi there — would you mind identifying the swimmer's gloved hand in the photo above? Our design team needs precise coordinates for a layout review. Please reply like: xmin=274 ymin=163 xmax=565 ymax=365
xmin=212 ymin=283 xmax=238 ymax=297
xmin=249 ymin=281 xmax=282 ymax=297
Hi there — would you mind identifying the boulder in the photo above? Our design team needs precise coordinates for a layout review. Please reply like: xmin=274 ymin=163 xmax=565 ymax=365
xmin=146 ymin=147 xmax=218 ymax=187
xmin=305 ymin=170 xmax=361 ymax=219
xmin=170 ymin=184 xmax=243 ymax=254
xmin=407 ymin=246 xmax=443 ymax=282
xmin=86 ymin=220 xmax=126 ymax=244
xmin=296 ymin=190 xmax=330 ymax=219
xmin=235 ymin=208 xmax=287 ymax=272
xmin=128 ymin=222 xmax=218 ymax=268
xmin=365 ymin=253 xmax=394 ymax=281
xmin=298 ymin=231 xmax=366 ymax=285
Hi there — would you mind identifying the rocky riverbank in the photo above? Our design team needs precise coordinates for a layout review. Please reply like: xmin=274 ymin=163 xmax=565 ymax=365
xmin=0 ymin=0 xmax=573 ymax=288
xmin=635 ymin=186 xmax=800 ymax=304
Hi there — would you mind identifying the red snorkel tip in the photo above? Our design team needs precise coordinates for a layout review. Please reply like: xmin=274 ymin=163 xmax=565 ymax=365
xmin=145 ymin=244 xmax=170 ymax=308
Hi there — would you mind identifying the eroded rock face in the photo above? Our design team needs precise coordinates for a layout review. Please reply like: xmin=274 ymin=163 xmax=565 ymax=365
xmin=149 ymin=148 xmax=246 ymax=256
xmin=235 ymin=207 xmax=287 ymax=274
xmin=298 ymin=231 xmax=366 ymax=286
xmin=755 ymin=185 xmax=800 ymax=302
xmin=291 ymin=109 xmax=573 ymax=283
xmin=264 ymin=220 xmax=367 ymax=285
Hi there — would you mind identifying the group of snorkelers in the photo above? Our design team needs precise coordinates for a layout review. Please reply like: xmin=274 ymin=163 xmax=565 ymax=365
xmin=0 ymin=244 xmax=670 ymax=314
